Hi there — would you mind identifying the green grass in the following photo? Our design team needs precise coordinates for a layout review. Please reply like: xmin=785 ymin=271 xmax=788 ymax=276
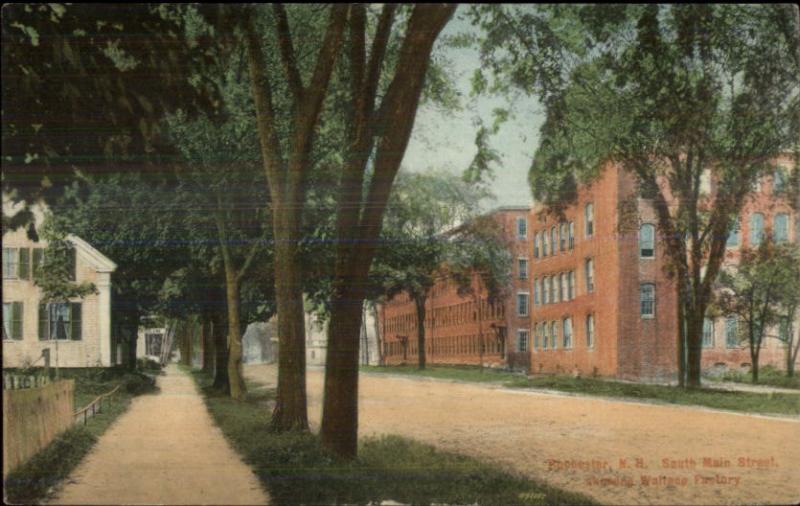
xmin=363 ymin=365 xmax=800 ymax=416
xmin=3 ymin=368 xmax=156 ymax=504
xmin=704 ymin=364 xmax=800 ymax=390
xmin=190 ymin=369 xmax=596 ymax=506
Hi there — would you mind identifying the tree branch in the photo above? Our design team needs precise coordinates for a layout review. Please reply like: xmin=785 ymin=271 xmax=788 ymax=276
xmin=273 ymin=4 xmax=305 ymax=106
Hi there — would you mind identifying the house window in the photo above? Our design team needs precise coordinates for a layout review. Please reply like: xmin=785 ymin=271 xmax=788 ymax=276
xmin=585 ymin=203 xmax=594 ymax=237
xmin=640 ymin=224 xmax=655 ymax=258
xmin=550 ymin=321 xmax=558 ymax=349
xmin=725 ymin=317 xmax=738 ymax=348
xmin=543 ymin=277 xmax=549 ymax=304
xmin=542 ymin=323 xmax=548 ymax=350
xmin=560 ymin=273 xmax=567 ymax=302
xmin=640 ymin=283 xmax=655 ymax=318
xmin=568 ymin=271 xmax=575 ymax=300
xmin=518 ymin=330 xmax=529 ymax=353
xmin=774 ymin=214 xmax=789 ymax=243
xmin=517 ymin=217 xmax=528 ymax=239
xmin=562 ymin=317 xmax=572 ymax=349
xmin=517 ymin=293 xmax=529 ymax=317
xmin=3 ymin=248 xmax=21 ymax=279
xmin=726 ymin=217 xmax=740 ymax=247
xmin=585 ymin=258 xmax=594 ymax=293
xmin=38 ymin=302 xmax=82 ymax=341
xmin=560 ymin=223 xmax=567 ymax=251
xmin=3 ymin=302 xmax=23 ymax=340
xmin=702 ymin=318 xmax=714 ymax=348
xmin=750 ymin=213 xmax=764 ymax=246
xmin=533 ymin=277 xmax=539 ymax=305
xmin=533 ymin=233 xmax=540 ymax=258
xmin=551 ymin=275 xmax=558 ymax=303
xmin=586 ymin=314 xmax=594 ymax=348
xmin=518 ymin=258 xmax=528 ymax=280
xmin=550 ymin=226 xmax=557 ymax=255
xmin=542 ymin=231 xmax=548 ymax=257
xmin=568 ymin=221 xmax=574 ymax=249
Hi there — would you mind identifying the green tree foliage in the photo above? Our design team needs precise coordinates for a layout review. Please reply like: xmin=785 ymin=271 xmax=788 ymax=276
xmin=717 ymin=241 xmax=800 ymax=381
xmin=2 ymin=4 xmax=222 ymax=209
xmin=33 ymin=217 xmax=97 ymax=304
xmin=470 ymin=4 xmax=800 ymax=387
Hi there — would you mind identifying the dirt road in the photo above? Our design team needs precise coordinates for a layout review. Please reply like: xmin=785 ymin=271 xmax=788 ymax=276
xmin=246 ymin=364 xmax=799 ymax=506
xmin=49 ymin=365 xmax=268 ymax=505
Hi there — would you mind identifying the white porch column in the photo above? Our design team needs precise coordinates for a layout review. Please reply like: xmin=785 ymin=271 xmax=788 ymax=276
xmin=97 ymin=272 xmax=112 ymax=367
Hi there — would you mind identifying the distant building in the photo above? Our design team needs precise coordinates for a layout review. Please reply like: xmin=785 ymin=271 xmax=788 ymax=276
xmin=306 ymin=305 xmax=380 ymax=367
xmin=3 ymin=202 xmax=118 ymax=369
xmin=379 ymin=161 xmax=799 ymax=381
xmin=242 ymin=320 xmax=278 ymax=364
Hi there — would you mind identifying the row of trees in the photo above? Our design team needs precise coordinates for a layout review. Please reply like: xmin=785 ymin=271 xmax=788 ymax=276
xmin=4 ymin=5 xmax=798 ymax=460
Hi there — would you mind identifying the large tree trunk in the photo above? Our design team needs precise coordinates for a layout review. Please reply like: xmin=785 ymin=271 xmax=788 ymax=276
xmin=270 ymin=232 xmax=309 ymax=431
xmin=320 ymin=284 xmax=364 ymax=457
xmin=211 ymin=309 xmax=230 ymax=394
xmin=677 ymin=293 xmax=686 ymax=387
xmin=685 ymin=306 xmax=704 ymax=388
xmin=225 ymin=269 xmax=247 ymax=400
xmin=319 ymin=5 xmax=455 ymax=459
xmin=202 ymin=316 xmax=214 ymax=371
xmin=414 ymin=295 xmax=427 ymax=370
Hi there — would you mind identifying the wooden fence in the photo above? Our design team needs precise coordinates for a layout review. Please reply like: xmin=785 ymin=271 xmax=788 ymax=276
xmin=2 ymin=379 xmax=75 ymax=478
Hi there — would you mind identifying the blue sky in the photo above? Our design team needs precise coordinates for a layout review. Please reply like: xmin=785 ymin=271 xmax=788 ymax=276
xmin=402 ymin=9 xmax=544 ymax=210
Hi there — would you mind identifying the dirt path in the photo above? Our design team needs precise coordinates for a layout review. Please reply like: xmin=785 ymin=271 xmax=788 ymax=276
xmin=49 ymin=365 xmax=268 ymax=505
xmin=246 ymin=364 xmax=799 ymax=506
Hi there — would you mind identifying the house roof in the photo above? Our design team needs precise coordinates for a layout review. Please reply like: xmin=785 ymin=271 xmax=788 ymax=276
xmin=67 ymin=234 xmax=117 ymax=273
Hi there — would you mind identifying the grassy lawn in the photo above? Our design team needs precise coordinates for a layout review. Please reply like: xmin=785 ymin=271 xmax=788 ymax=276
xmin=3 ymin=368 xmax=157 ymax=505
xmin=704 ymin=365 xmax=800 ymax=390
xmin=190 ymin=369 xmax=596 ymax=506
xmin=362 ymin=365 xmax=800 ymax=416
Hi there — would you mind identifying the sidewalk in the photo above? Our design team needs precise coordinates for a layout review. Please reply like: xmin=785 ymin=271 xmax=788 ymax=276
xmin=49 ymin=364 xmax=269 ymax=505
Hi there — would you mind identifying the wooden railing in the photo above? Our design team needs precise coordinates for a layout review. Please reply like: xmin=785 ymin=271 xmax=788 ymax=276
xmin=74 ymin=385 xmax=120 ymax=426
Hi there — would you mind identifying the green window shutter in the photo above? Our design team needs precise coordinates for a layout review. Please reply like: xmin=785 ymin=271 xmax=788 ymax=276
xmin=18 ymin=248 xmax=30 ymax=280
xmin=12 ymin=302 xmax=23 ymax=340
xmin=39 ymin=304 xmax=48 ymax=340
xmin=70 ymin=303 xmax=82 ymax=340
xmin=32 ymin=248 xmax=43 ymax=277
xmin=68 ymin=247 xmax=77 ymax=281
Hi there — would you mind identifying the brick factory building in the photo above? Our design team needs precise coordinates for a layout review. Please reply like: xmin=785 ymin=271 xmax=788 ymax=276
xmin=379 ymin=159 xmax=799 ymax=381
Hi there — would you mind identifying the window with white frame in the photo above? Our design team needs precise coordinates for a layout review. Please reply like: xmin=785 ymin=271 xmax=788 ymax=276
xmin=640 ymin=223 xmax=655 ymax=258
xmin=3 ymin=302 xmax=23 ymax=340
xmin=702 ymin=318 xmax=714 ymax=348
xmin=585 ymin=203 xmax=594 ymax=237
xmin=39 ymin=302 xmax=82 ymax=341
xmin=3 ymin=248 xmax=20 ymax=279
xmin=543 ymin=277 xmax=550 ymax=304
xmin=533 ymin=277 xmax=539 ymax=305
xmin=518 ymin=258 xmax=528 ymax=280
xmin=725 ymin=317 xmax=739 ymax=348
xmin=640 ymin=283 xmax=655 ymax=318
xmin=750 ymin=213 xmax=764 ymax=246
xmin=550 ymin=226 xmax=557 ymax=255
xmin=551 ymin=275 xmax=558 ymax=303
xmin=541 ymin=323 xmax=548 ymax=350
xmin=726 ymin=217 xmax=740 ymax=248
xmin=542 ymin=231 xmax=548 ymax=257
xmin=560 ymin=273 xmax=568 ymax=302
xmin=562 ymin=317 xmax=572 ymax=349
xmin=773 ymin=167 xmax=786 ymax=193
xmin=774 ymin=214 xmax=789 ymax=243
xmin=586 ymin=313 xmax=594 ymax=348
xmin=585 ymin=258 xmax=594 ymax=293
xmin=560 ymin=222 xmax=567 ymax=251
xmin=517 ymin=293 xmax=529 ymax=317
xmin=517 ymin=329 xmax=529 ymax=353
xmin=517 ymin=217 xmax=528 ymax=239
xmin=568 ymin=271 xmax=575 ymax=300
xmin=568 ymin=221 xmax=574 ymax=249
xmin=533 ymin=233 xmax=540 ymax=258
xmin=550 ymin=321 xmax=558 ymax=349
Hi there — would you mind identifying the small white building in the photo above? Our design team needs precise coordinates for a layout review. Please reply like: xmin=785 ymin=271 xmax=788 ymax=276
xmin=305 ymin=304 xmax=380 ymax=367
xmin=2 ymin=203 xmax=117 ymax=368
